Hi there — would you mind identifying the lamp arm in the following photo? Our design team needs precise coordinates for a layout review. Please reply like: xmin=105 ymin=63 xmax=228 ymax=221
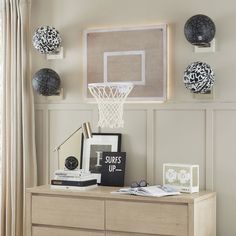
xmin=53 ymin=126 xmax=82 ymax=152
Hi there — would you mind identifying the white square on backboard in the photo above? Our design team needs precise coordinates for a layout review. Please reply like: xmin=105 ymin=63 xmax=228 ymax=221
xmin=103 ymin=51 xmax=145 ymax=85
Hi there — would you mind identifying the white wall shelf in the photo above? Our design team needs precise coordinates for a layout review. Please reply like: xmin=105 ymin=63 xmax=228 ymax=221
xmin=46 ymin=47 xmax=64 ymax=60
xmin=194 ymin=39 xmax=216 ymax=53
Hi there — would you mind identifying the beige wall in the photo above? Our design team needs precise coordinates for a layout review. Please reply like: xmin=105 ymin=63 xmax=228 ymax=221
xmin=32 ymin=0 xmax=236 ymax=235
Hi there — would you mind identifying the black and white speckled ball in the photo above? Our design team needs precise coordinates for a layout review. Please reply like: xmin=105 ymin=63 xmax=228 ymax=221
xmin=183 ymin=62 xmax=215 ymax=93
xmin=32 ymin=68 xmax=61 ymax=96
xmin=184 ymin=14 xmax=216 ymax=47
xmin=32 ymin=26 xmax=62 ymax=54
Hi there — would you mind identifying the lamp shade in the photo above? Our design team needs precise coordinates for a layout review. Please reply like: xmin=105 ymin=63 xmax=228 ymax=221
xmin=184 ymin=14 xmax=216 ymax=47
xmin=32 ymin=26 xmax=62 ymax=54
xmin=32 ymin=68 xmax=61 ymax=96
xmin=183 ymin=61 xmax=215 ymax=93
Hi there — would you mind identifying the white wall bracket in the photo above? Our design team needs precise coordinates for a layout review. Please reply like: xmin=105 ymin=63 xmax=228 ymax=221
xmin=46 ymin=88 xmax=64 ymax=101
xmin=194 ymin=39 xmax=216 ymax=53
xmin=192 ymin=88 xmax=214 ymax=100
xmin=46 ymin=47 xmax=64 ymax=60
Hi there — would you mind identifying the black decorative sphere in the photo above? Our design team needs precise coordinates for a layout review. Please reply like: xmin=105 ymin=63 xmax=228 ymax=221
xmin=32 ymin=68 xmax=61 ymax=96
xmin=32 ymin=26 xmax=62 ymax=54
xmin=184 ymin=14 xmax=216 ymax=47
xmin=183 ymin=62 xmax=215 ymax=93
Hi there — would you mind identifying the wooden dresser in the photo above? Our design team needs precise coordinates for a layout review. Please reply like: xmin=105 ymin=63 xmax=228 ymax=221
xmin=26 ymin=185 xmax=216 ymax=236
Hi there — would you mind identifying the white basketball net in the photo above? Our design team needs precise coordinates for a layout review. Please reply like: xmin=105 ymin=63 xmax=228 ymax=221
xmin=88 ymin=83 xmax=133 ymax=128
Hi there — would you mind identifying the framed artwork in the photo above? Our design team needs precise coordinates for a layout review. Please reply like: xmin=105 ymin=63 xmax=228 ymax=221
xmin=84 ymin=24 xmax=168 ymax=101
xmin=80 ymin=133 xmax=121 ymax=183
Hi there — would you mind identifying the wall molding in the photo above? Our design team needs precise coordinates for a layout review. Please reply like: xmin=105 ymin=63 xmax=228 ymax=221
xmin=206 ymin=109 xmax=214 ymax=190
xmin=35 ymin=102 xmax=236 ymax=186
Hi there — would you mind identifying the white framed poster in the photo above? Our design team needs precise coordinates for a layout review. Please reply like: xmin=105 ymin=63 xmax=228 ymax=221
xmin=81 ymin=133 xmax=121 ymax=183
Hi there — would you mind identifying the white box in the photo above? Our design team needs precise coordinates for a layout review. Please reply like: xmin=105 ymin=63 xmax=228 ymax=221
xmin=163 ymin=163 xmax=199 ymax=193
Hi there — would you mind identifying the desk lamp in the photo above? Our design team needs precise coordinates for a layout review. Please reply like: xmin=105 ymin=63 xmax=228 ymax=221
xmin=53 ymin=122 xmax=93 ymax=169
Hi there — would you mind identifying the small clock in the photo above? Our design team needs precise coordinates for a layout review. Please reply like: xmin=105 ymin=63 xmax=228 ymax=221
xmin=64 ymin=156 xmax=79 ymax=170
xmin=163 ymin=163 xmax=199 ymax=193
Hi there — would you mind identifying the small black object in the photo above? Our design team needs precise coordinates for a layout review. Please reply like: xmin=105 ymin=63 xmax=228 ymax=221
xmin=183 ymin=61 xmax=215 ymax=94
xmin=32 ymin=26 xmax=62 ymax=54
xmin=64 ymin=156 xmax=79 ymax=170
xmin=184 ymin=14 xmax=216 ymax=47
xmin=101 ymin=152 xmax=126 ymax=187
xmin=32 ymin=68 xmax=61 ymax=96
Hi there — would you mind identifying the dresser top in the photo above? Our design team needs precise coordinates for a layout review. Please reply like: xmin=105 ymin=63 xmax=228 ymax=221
xmin=27 ymin=185 xmax=215 ymax=204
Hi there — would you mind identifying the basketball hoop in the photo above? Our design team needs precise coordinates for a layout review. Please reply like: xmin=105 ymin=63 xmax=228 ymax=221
xmin=88 ymin=82 xmax=133 ymax=128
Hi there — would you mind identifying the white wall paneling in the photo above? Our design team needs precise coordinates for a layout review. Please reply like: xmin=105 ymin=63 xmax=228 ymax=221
xmin=214 ymin=110 xmax=236 ymax=235
xmin=101 ymin=108 xmax=148 ymax=185
xmin=206 ymin=109 xmax=214 ymax=190
xmin=154 ymin=109 xmax=206 ymax=189
xmin=35 ymin=104 xmax=98 ymax=182
xmin=35 ymin=102 xmax=236 ymax=236
xmin=121 ymin=109 xmax=147 ymax=184
xmin=36 ymin=102 xmax=234 ymax=186
xmin=35 ymin=109 xmax=45 ymax=185
xmin=146 ymin=108 xmax=155 ymax=185
xmin=35 ymin=103 xmax=236 ymax=187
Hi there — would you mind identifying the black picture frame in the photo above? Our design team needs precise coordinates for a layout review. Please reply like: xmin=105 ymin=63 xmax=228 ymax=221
xmin=80 ymin=133 xmax=121 ymax=183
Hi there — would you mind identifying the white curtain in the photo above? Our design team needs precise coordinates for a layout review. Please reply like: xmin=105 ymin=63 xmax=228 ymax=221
xmin=0 ymin=0 xmax=3 ymax=195
xmin=0 ymin=0 xmax=37 ymax=236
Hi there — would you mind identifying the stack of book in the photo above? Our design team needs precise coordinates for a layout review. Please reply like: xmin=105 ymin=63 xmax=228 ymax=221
xmin=51 ymin=169 xmax=97 ymax=190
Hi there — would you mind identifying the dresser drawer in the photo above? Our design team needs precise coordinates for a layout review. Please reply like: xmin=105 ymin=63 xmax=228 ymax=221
xmin=106 ymin=232 xmax=164 ymax=236
xmin=32 ymin=195 xmax=104 ymax=230
xmin=106 ymin=200 xmax=188 ymax=236
xmin=32 ymin=226 xmax=104 ymax=236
